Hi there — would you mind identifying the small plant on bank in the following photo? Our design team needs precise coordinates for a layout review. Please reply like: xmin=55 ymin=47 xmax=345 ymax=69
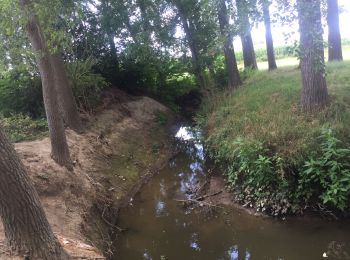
xmin=66 ymin=56 xmax=110 ymax=113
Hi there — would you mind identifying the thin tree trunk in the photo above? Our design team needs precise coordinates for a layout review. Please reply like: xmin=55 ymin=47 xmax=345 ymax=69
xmin=327 ymin=0 xmax=343 ymax=61
xmin=21 ymin=0 xmax=73 ymax=169
xmin=0 ymin=128 xmax=69 ymax=259
xmin=236 ymin=0 xmax=258 ymax=70
xmin=217 ymin=0 xmax=241 ymax=88
xmin=240 ymin=33 xmax=258 ymax=70
xmin=100 ymin=0 xmax=119 ymax=62
xmin=51 ymin=53 xmax=83 ymax=133
xmin=263 ymin=2 xmax=277 ymax=70
xmin=298 ymin=0 xmax=329 ymax=112
xmin=137 ymin=0 xmax=152 ymax=44
xmin=177 ymin=7 xmax=206 ymax=90
xmin=108 ymin=33 xmax=118 ymax=61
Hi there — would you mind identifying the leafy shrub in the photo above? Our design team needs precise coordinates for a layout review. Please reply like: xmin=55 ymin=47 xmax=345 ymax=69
xmin=116 ymin=45 xmax=198 ymax=109
xmin=207 ymin=136 xmax=294 ymax=215
xmin=1 ymin=113 xmax=48 ymax=142
xmin=66 ymin=57 xmax=110 ymax=113
xmin=0 ymin=69 xmax=44 ymax=118
xmin=298 ymin=129 xmax=350 ymax=211
xmin=206 ymin=129 xmax=350 ymax=215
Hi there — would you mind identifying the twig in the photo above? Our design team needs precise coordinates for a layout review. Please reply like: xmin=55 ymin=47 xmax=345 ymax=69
xmin=194 ymin=190 xmax=223 ymax=201
xmin=194 ymin=179 xmax=210 ymax=197
xmin=101 ymin=206 xmax=126 ymax=232
xmin=174 ymin=198 xmax=223 ymax=209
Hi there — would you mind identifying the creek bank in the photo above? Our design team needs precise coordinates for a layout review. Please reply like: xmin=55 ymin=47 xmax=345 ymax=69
xmin=113 ymin=124 xmax=350 ymax=260
xmin=0 ymin=89 xmax=177 ymax=259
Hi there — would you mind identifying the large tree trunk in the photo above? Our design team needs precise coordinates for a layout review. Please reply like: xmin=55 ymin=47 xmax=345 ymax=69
xmin=21 ymin=0 xmax=72 ymax=169
xmin=217 ymin=0 xmax=241 ymax=88
xmin=263 ymin=1 xmax=277 ymax=70
xmin=298 ymin=0 xmax=329 ymax=112
xmin=51 ymin=53 xmax=83 ymax=133
xmin=236 ymin=0 xmax=258 ymax=70
xmin=0 ymin=128 xmax=69 ymax=259
xmin=327 ymin=0 xmax=343 ymax=61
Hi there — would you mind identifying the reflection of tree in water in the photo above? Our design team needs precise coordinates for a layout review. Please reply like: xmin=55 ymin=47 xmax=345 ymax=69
xmin=174 ymin=126 xmax=206 ymax=197
xmin=227 ymin=245 xmax=251 ymax=260
xmin=327 ymin=241 xmax=350 ymax=259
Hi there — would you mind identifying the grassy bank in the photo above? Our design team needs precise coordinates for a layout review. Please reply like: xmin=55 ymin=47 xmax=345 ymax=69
xmin=197 ymin=61 xmax=350 ymax=216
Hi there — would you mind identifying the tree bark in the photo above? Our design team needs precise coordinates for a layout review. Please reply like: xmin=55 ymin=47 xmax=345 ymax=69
xmin=263 ymin=1 xmax=277 ymax=70
xmin=51 ymin=53 xmax=83 ymax=133
xmin=240 ymin=33 xmax=258 ymax=69
xmin=236 ymin=0 xmax=258 ymax=70
xmin=327 ymin=0 xmax=343 ymax=61
xmin=0 ymin=128 xmax=69 ymax=259
xmin=217 ymin=0 xmax=241 ymax=88
xmin=21 ymin=0 xmax=73 ymax=169
xmin=298 ymin=0 xmax=329 ymax=112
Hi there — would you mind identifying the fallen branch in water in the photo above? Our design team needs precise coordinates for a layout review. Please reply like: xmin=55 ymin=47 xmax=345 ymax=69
xmin=193 ymin=179 xmax=210 ymax=197
xmin=174 ymin=197 xmax=223 ymax=209
xmin=194 ymin=190 xmax=223 ymax=201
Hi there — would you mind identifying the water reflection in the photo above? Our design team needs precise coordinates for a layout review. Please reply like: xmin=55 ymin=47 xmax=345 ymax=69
xmin=227 ymin=246 xmax=238 ymax=260
xmin=190 ymin=233 xmax=201 ymax=251
xmin=175 ymin=126 xmax=197 ymax=141
xmin=115 ymin=125 xmax=350 ymax=260
xmin=155 ymin=201 xmax=166 ymax=217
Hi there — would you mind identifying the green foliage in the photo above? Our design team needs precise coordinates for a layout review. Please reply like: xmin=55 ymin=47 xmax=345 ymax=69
xmin=0 ymin=69 xmax=44 ymax=118
xmin=198 ymin=61 xmax=350 ymax=216
xmin=66 ymin=57 xmax=110 ymax=113
xmin=299 ymin=129 xmax=350 ymax=211
xmin=206 ymin=135 xmax=294 ymax=215
xmin=1 ymin=113 xmax=47 ymax=143
xmin=117 ymin=46 xmax=197 ymax=108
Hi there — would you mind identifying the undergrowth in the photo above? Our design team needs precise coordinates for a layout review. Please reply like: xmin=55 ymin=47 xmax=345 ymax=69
xmin=197 ymin=61 xmax=350 ymax=216
xmin=1 ymin=114 xmax=48 ymax=142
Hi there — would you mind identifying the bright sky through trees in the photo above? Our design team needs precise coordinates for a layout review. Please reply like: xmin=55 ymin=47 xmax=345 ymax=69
xmin=234 ymin=0 xmax=350 ymax=50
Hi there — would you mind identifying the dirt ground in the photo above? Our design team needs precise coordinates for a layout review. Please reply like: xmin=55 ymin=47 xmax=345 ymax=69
xmin=0 ymin=90 xmax=176 ymax=259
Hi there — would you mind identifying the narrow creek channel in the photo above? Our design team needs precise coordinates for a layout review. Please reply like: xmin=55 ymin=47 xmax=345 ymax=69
xmin=114 ymin=125 xmax=350 ymax=260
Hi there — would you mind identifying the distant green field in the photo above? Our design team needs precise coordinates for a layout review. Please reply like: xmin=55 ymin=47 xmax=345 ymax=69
xmin=237 ymin=44 xmax=350 ymax=70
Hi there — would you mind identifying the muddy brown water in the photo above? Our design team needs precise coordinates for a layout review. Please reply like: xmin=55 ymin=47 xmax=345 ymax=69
xmin=114 ymin=126 xmax=350 ymax=260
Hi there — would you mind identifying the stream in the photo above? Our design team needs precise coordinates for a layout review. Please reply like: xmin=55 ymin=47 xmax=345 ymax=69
xmin=115 ymin=125 xmax=350 ymax=260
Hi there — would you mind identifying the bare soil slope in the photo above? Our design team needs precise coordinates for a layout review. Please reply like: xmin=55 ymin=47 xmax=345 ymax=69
xmin=0 ymin=90 xmax=175 ymax=259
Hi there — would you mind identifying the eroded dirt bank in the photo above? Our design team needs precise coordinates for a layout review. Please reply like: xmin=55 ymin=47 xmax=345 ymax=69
xmin=0 ymin=90 xmax=176 ymax=259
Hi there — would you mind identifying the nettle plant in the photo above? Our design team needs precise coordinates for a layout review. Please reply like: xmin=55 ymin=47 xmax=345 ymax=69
xmin=298 ymin=128 xmax=350 ymax=211
xmin=214 ymin=138 xmax=294 ymax=216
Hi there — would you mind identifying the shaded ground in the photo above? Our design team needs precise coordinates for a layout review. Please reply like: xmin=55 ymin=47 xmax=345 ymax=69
xmin=0 ymin=89 xmax=176 ymax=259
